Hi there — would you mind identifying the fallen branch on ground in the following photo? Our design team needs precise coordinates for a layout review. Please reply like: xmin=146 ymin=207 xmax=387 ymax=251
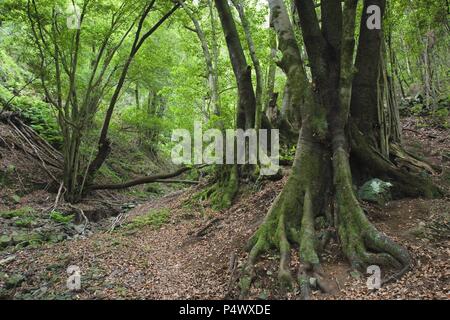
xmin=195 ymin=217 xmax=223 ymax=237
xmin=153 ymin=179 xmax=199 ymax=184
xmin=89 ymin=165 xmax=207 ymax=191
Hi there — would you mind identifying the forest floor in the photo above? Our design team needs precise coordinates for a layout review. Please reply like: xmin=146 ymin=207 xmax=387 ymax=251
xmin=0 ymin=116 xmax=449 ymax=300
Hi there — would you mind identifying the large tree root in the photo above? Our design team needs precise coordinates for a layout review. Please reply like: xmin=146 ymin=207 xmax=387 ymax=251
xmin=239 ymin=134 xmax=333 ymax=298
xmin=333 ymin=147 xmax=411 ymax=282
xmin=239 ymin=186 xmax=299 ymax=298
xmin=350 ymin=124 xmax=443 ymax=198
xmin=239 ymin=185 xmax=335 ymax=299
xmin=193 ymin=164 xmax=239 ymax=210
xmin=239 ymin=135 xmax=413 ymax=298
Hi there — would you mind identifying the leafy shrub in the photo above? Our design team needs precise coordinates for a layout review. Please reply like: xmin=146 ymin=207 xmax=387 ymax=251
xmin=431 ymin=108 xmax=449 ymax=128
xmin=280 ymin=144 xmax=296 ymax=162
xmin=146 ymin=183 xmax=163 ymax=194
xmin=0 ymin=207 xmax=35 ymax=219
xmin=0 ymin=49 xmax=62 ymax=147
xmin=13 ymin=95 xmax=62 ymax=146
xmin=49 ymin=211 xmax=74 ymax=224
xmin=0 ymin=50 xmax=28 ymax=90
xmin=14 ymin=216 xmax=36 ymax=228
xmin=410 ymin=103 xmax=425 ymax=116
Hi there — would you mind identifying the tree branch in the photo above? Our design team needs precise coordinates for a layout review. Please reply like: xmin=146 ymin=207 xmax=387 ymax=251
xmin=89 ymin=166 xmax=203 ymax=191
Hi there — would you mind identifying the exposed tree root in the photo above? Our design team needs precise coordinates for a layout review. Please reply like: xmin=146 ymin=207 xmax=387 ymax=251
xmin=333 ymin=147 xmax=411 ymax=280
xmin=239 ymin=134 xmax=414 ymax=298
xmin=194 ymin=164 xmax=240 ymax=210
xmin=239 ymin=133 xmax=333 ymax=298
xmin=351 ymin=124 xmax=443 ymax=198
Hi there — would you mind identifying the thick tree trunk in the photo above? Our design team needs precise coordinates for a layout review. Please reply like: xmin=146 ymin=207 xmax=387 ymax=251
xmin=240 ymin=0 xmax=429 ymax=298
xmin=349 ymin=0 xmax=441 ymax=197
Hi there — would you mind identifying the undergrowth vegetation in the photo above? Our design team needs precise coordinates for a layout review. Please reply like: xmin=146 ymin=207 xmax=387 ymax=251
xmin=123 ymin=208 xmax=171 ymax=230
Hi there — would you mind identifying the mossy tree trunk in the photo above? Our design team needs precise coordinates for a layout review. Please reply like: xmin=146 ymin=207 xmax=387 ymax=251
xmin=206 ymin=0 xmax=257 ymax=209
xmin=179 ymin=0 xmax=221 ymax=118
xmin=240 ymin=0 xmax=438 ymax=298
xmin=349 ymin=0 xmax=441 ymax=197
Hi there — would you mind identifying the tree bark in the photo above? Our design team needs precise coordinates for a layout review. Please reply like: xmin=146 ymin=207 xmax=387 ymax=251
xmin=179 ymin=0 xmax=221 ymax=116
xmin=89 ymin=166 xmax=198 ymax=191
xmin=87 ymin=3 xmax=181 ymax=184
xmin=231 ymin=0 xmax=263 ymax=131
xmin=202 ymin=0 xmax=258 ymax=209
xmin=214 ymin=0 xmax=256 ymax=130
xmin=349 ymin=0 xmax=440 ymax=197
xmin=240 ymin=0 xmax=436 ymax=297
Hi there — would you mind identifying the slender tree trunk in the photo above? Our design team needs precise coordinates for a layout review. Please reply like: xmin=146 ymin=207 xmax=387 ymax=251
xmin=179 ymin=0 xmax=221 ymax=116
xmin=214 ymin=0 xmax=256 ymax=130
xmin=231 ymin=0 xmax=263 ymax=131
xmin=208 ymin=0 xmax=221 ymax=116
xmin=201 ymin=0 xmax=257 ymax=209
xmin=264 ymin=29 xmax=277 ymax=115
xmin=135 ymin=82 xmax=140 ymax=109
xmin=86 ymin=3 xmax=180 ymax=184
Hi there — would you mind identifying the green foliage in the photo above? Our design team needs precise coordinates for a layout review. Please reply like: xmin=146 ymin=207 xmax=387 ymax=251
xmin=97 ymin=164 xmax=123 ymax=184
xmin=0 ymin=49 xmax=29 ymax=89
xmin=49 ymin=211 xmax=74 ymax=224
xmin=280 ymin=144 xmax=296 ymax=162
xmin=124 ymin=208 xmax=170 ymax=230
xmin=0 ymin=207 xmax=35 ymax=219
xmin=13 ymin=96 xmax=62 ymax=146
xmin=410 ymin=103 xmax=425 ymax=116
xmin=6 ymin=100 xmax=61 ymax=146
xmin=387 ymin=0 xmax=448 ymax=102
xmin=0 ymin=206 xmax=36 ymax=228
xmin=0 ymin=49 xmax=62 ymax=146
xmin=431 ymin=108 xmax=449 ymax=128
xmin=14 ymin=216 xmax=36 ymax=228
xmin=11 ymin=194 xmax=21 ymax=204
xmin=145 ymin=183 xmax=163 ymax=194
xmin=0 ymin=166 xmax=13 ymax=186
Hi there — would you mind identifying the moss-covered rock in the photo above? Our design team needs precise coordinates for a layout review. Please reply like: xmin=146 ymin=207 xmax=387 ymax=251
xmin=11 ymin=231 xmax=29 ymax=245
xmin=4 ymin=273 xmax=25 ymax=289
xmin=358 ymin=178 xmax=393 ymax=205
xmin=0 ymin=235 xmax=12 ymax=248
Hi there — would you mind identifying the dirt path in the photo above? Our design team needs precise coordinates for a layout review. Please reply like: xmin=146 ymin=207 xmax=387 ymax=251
xmin=0 ymin=182 xmax=279 ymax=299
xmin=1 ymin=177 xmax=448 ymax=300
